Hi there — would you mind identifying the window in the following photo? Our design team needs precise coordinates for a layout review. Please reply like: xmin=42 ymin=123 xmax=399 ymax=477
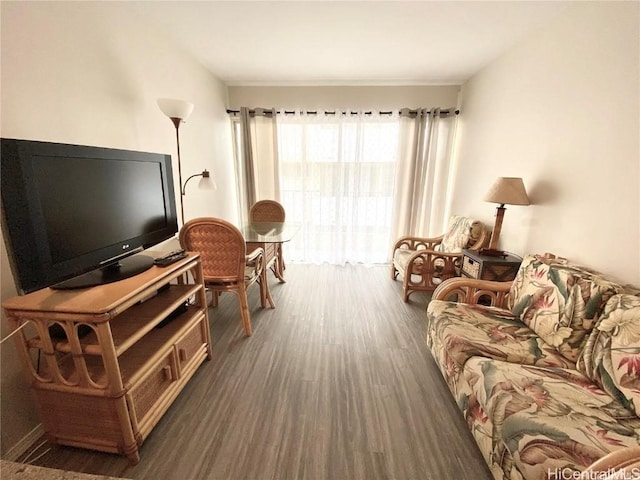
xmin=278 ymin=113 xmax=399 ymax=264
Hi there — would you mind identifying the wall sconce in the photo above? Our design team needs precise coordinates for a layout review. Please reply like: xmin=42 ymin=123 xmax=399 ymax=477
xmin=158 ymin=98 xmax=194 ymax=225
xmin=182 ymin=169 xmax=217 ymax=196
xmin=482 ymin=177 xmax=531 ymax=256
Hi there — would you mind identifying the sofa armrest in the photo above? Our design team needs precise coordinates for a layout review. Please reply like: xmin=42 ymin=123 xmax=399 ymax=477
xmin=581 ymin=447 xmax=640 ymax=479
xmin=393 ymin=235 xmax=444 ymax=252
xmin=432 ymin=277 xmax=512 ymax=308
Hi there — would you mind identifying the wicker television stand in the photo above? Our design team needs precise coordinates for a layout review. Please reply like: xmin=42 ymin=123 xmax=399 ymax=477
xmin=2 ymin=252 xmax=212 ymax=464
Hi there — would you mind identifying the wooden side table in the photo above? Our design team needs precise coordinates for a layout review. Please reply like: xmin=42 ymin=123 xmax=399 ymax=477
xmin=461 ymin=249 xmax=522 ymax=282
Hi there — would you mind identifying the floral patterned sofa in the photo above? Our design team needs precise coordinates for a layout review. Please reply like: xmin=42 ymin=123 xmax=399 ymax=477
xmin=425 ymin=254 xmax=640 ymax=479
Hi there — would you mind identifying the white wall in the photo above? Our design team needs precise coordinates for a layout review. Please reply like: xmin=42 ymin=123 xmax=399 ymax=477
xmin=0 ymin=1 xmax=234 ymax=456
xmin=228 ymin=85 xmax=460 ymax=110
xmin=452 ymin=1 xmax=640 ymax=285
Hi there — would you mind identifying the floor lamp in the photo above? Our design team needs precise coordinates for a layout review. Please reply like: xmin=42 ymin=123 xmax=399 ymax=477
xmin=158 ymin=98 xmax=194 ymax=225
xmin=481 ymin=177 xmax=531 ymax=256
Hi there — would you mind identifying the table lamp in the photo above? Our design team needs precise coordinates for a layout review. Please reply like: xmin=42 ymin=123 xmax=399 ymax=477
xmin=482 ymin=177 xmax=530 ymax=256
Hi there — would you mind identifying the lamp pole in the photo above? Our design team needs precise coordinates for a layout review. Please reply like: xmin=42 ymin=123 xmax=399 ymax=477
xmin=169 ymin=117 xmax=186 ymax=225
xmin=488 ymin=204 xmax=506 ymax=251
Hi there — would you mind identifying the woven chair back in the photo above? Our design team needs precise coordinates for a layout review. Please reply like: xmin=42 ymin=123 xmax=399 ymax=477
xmin=249 ymin=200 xmax=285 ymax=222
xmin=179 ymin=217 xmax=246 ymax=282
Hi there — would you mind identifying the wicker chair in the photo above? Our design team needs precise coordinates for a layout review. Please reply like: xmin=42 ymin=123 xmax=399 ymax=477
xmin=179 ymin=217 xmax=275 ymax=337
xmin=391 ymin=215 xmax=489 ymax=302
xmin=248 ymin=200 xmax=287 ymax=282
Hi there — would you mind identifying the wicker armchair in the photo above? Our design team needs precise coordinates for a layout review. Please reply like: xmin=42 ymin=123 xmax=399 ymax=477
xmin=179 ymin=217 xmax=275 ymax=337
xmin=391 ymin=215 xmax=489 ymax=302
xmin=248 ymin=200 xmax=287 ymax=282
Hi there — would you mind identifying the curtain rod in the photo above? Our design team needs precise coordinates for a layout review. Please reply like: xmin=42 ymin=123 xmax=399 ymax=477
xmin=226 ymin=108 xmax=460 ymax=116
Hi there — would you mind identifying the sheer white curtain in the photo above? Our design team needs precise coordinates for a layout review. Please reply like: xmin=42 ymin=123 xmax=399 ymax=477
xmin=277 ymin=111 xmax=400 ymax=264
xmin=390 ymin=108 xmax=458 ymax=242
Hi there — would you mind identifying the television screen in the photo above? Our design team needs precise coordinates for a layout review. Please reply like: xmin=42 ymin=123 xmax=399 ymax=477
xmin=1 ymin=138 xmax=178 ymax=293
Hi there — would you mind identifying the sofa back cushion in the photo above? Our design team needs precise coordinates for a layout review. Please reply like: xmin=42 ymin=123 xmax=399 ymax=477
xmin=509 ymin=254 xmax=622 ymax=362
xmin=435 ymin=216 xmax=483 ymax=253
xmin=577 ymin=294 xmax=640 ymax=416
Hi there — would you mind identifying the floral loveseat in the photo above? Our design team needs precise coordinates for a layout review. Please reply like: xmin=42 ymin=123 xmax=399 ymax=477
xmin=425 ymin=254 xmax=640 ymax=479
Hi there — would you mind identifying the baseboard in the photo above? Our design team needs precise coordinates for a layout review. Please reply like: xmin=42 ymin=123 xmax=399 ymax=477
xmin=2 ymin=424 xmax=44 ymax=462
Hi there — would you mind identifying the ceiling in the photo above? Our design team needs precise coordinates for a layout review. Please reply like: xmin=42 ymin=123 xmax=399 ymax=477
xmin=128 ymin=1 xmax=570 ymax=86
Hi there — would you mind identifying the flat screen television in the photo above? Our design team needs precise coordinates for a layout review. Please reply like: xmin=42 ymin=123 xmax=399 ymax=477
xmin=1 ymin=138 xmax=178 ymax=294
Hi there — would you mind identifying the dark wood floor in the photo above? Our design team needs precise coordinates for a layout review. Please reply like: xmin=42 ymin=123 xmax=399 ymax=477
xmin=19 ymin=264 xmax=492 ymax=480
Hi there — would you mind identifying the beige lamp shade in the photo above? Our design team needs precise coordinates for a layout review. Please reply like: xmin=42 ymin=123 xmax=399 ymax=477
xmin=484 ymin=177 xmax=530 ymax=206
xmin=157 ymin=98 xmax=194 ymax=121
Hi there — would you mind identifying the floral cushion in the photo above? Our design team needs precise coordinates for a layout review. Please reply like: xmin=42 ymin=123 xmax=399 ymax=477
xmin=577 ymin=294 xmax=640 ymax=417
xmin=426 ymin=300 xmax=575 ymax=400
xmin=462 ymin=357 xmax=640 ymax=480
xmin=435 ymin=215 xmax=483 ymax=253
xmin=509 ymin=254 xmax=623 ymax=362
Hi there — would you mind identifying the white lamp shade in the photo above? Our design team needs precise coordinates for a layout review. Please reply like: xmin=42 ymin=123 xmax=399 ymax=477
xmin=484 ymin=177 xmax=531 ymax=206
xmin=157 ymin=98 xmax=194 ymax=121
xmin=199 ymin=176 xmax=217 ymax=191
